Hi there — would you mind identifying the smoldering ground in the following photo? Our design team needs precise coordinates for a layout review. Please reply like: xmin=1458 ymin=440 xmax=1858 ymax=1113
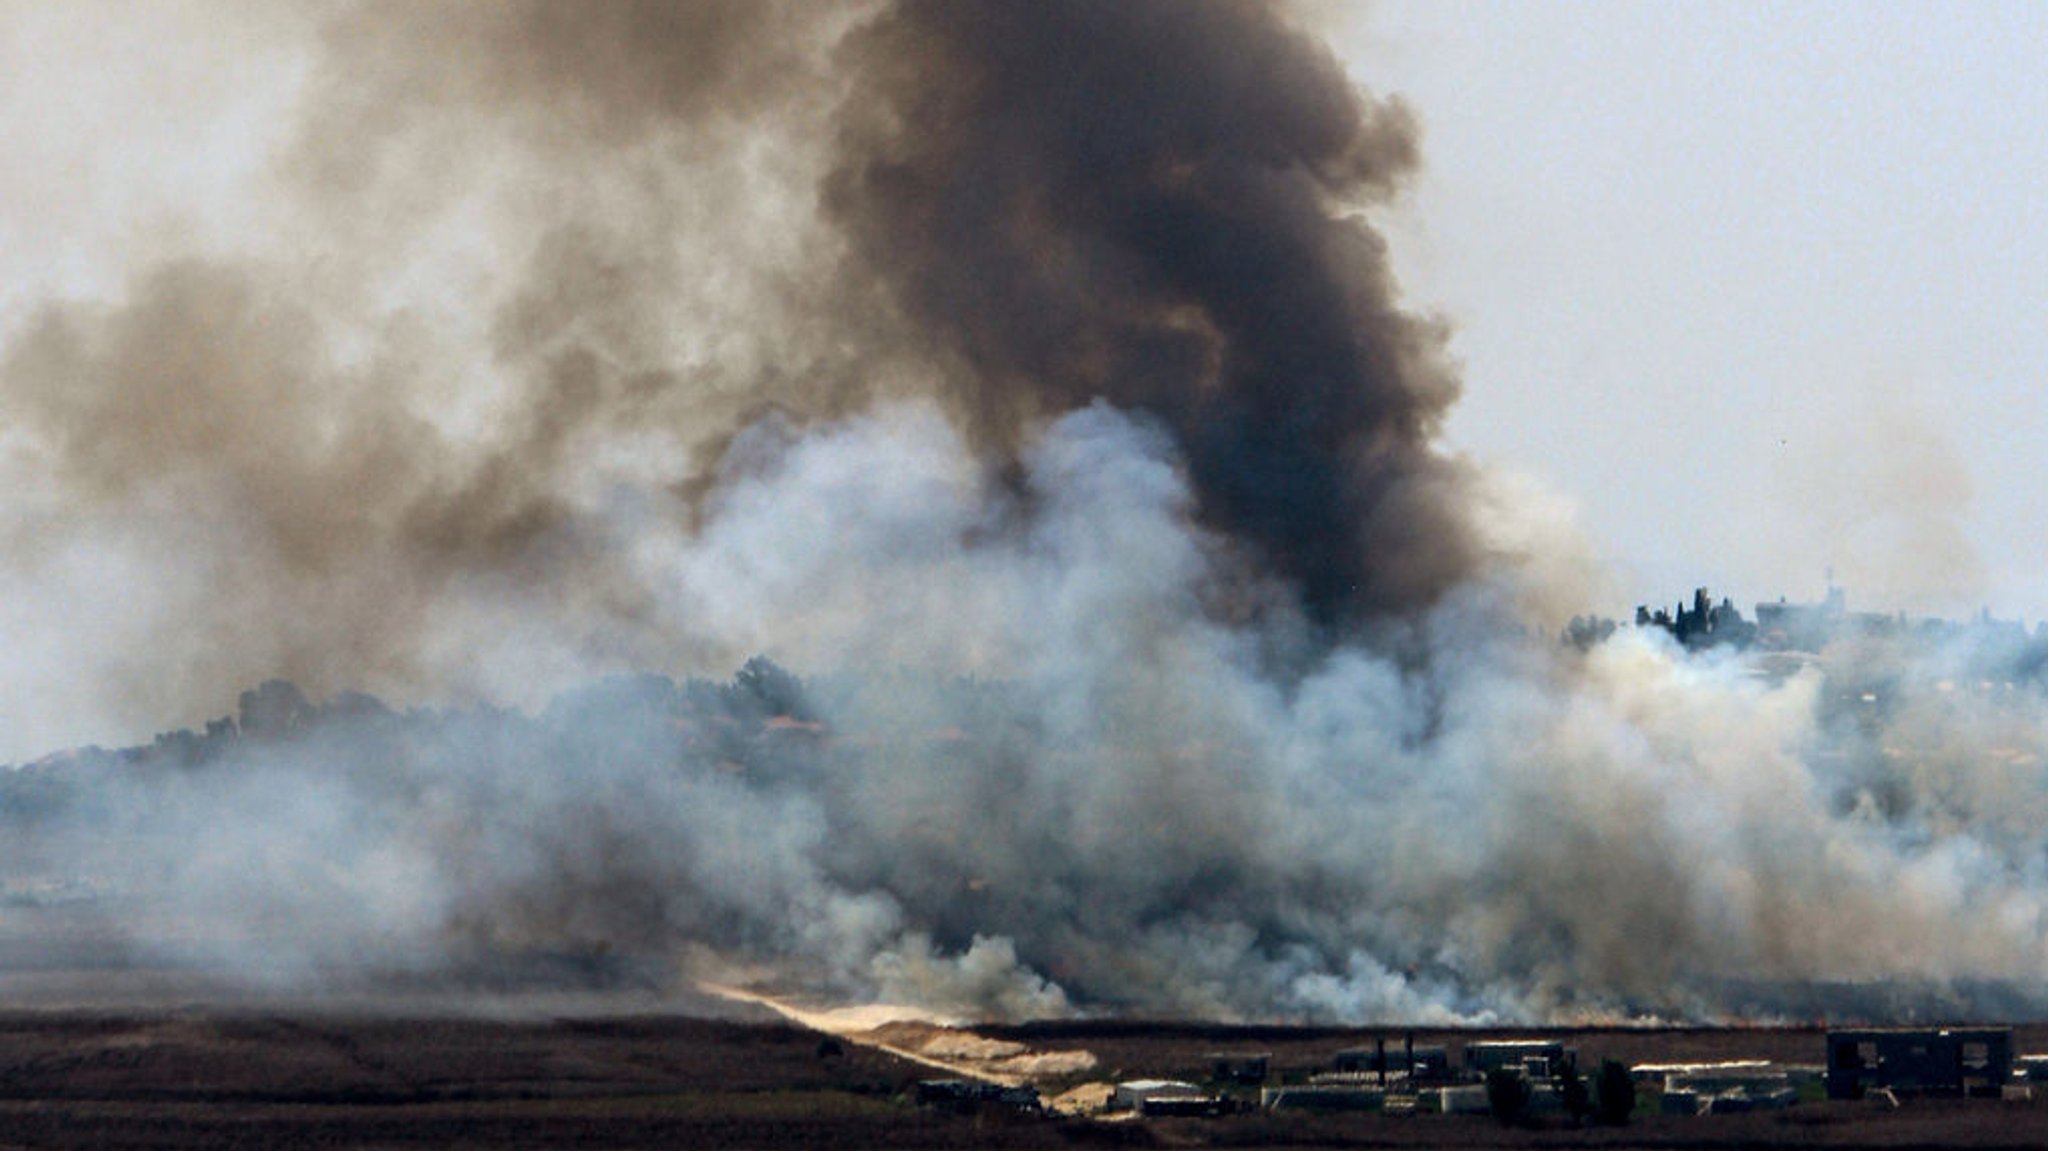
xmin=3 ymin=0 xmax=2048 ymax=1023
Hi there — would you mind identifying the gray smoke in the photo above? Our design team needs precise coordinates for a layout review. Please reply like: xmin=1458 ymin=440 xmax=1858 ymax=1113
xmin=3 ymin=1 xmax=2047 ymax=1025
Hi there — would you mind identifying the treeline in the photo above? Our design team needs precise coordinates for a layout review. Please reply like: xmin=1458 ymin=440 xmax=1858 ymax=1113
xmin=0 ymin=655 xmax=1048 ymax=821
xmin=0 ymin=656 xmax=840 ymax=813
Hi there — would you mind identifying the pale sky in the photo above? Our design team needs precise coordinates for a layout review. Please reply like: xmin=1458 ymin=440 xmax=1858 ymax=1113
xmin=1338 ymin=1 xmax=2048 ymax=622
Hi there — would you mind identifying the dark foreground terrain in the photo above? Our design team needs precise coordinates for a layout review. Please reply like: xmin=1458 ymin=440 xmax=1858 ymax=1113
xmin=0 ymin=1010 xmax=2043 ymax=1150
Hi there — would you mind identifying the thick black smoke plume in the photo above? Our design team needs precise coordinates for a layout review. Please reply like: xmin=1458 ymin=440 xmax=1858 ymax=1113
xmin=825 ymin=1 xmax=1475 ymax=623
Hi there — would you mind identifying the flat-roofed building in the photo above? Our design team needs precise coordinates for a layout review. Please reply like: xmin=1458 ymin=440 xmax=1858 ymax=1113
xmin=1826 ymin=1027 xmax=2012 ymax=1100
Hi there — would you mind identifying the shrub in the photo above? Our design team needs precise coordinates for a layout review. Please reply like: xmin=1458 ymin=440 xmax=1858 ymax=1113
xmin=1594 ymin=1059 xmax=1635 ymax=1126
xmin=1558 ymin=1058 xmax=1591 ymax=1124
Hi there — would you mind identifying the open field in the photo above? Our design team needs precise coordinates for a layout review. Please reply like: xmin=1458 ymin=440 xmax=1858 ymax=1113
xmin=0 ymin=1010 xmax=2042 ymax=1149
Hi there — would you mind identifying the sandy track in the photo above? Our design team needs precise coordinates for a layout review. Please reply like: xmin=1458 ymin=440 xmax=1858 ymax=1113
xmin=696 ymin=982 xmax=1098 ymax=1092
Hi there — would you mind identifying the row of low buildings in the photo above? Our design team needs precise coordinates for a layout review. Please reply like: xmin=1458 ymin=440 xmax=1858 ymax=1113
xmin=1268 ymin=1028 xmax=2042 ymax=1117
xmin=1261 ymin=1039 xmax=1596 ymax=1117
xmin=920 ymin=1027 xmax=2046 ymax=1121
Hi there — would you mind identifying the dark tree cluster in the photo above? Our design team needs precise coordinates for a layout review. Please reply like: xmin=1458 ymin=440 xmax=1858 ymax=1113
xmin=1633 ymin=588 xmax=1756 ymax=650
xmin=0 ymin=658 xmax=824 ymax=821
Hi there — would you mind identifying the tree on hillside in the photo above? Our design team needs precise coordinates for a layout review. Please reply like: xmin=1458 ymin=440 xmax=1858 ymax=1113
xmin=731 ymin=655 xmax=812 ymax=721
xmin=238 ymin=679 xmax=314 ymax=740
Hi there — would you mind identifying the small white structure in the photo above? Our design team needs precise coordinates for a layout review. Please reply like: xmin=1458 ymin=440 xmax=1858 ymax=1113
xmin=1263 ymin=1084 xmax=1384 ymax=1112
xmin=1433 ymin=1084 xmax=1490 ymax=1115
xmin=1113 ymin=1079 xmax=1202 ymax=1111
xmin=1645 ymin=1061 xmax=1810 ymax=1115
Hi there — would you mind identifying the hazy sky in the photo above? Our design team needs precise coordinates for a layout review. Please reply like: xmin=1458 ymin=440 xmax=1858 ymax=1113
xmin=1338 ymin=1 xmax=2048 ymax=622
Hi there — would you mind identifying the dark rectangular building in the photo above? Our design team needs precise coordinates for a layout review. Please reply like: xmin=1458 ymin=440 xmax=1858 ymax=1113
xmin=1826 ymin=1028 xmax=2012 ymax=1099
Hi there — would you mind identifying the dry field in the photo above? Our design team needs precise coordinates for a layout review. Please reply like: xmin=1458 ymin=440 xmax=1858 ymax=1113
xmin=0 ymin=1008 xmax=2042 ymax=1149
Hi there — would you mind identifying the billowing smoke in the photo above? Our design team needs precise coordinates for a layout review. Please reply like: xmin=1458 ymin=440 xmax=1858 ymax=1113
xmin=2 ymin=1 xmax=2046 ymax=1024
xmin=823 ymin=1 xmax=1474 ymax=623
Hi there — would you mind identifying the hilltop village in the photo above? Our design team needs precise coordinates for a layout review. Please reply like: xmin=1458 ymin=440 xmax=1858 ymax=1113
xmin=1566 ymin=583 xmax=2048 ymax=679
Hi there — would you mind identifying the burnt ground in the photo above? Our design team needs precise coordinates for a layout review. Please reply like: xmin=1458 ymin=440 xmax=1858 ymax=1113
xmin=0 ymin=1011 xmax=2042 ymax=1149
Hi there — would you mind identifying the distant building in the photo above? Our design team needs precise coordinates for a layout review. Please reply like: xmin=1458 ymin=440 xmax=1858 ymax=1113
xmin=1825 ymin=1027 xmax=2012 ymax=1099
xmin=1204 ymin=1052 xmax=1270 ymax=1084
xmin=1431 ymin=1084 xmax=1492 ymax=1114
xmin=914 ymin=1079 xmax=1042 ymax=1114
xmin=1140 ymin=1093 xmax=1225 ymax=1117
xmin=1112 ymin=1079 xmax=1204 ymax=1111
xmin=1332 ymin=1037 xmax=1449 ymax=1082
xmin=1755 ymin=582 xmax=1865 ymax=652
xmin=1637 ymin=1061 xmax=1812 ymax=1115
xmin=1262 ymin=1083 xmax=1383 ymax=1112
xmin=1463 ymin=1039 xmax=1569 ymax=1079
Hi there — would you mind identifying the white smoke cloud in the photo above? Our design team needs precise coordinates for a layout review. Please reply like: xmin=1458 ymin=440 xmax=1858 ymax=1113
xmin=8 ymin=388 xmax=2048 ymax=1023
xmin=4 ymin=2 xmax=2048 ymax=1027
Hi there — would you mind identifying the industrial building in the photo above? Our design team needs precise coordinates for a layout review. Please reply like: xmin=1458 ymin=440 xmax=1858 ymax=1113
xmin=1825 ymin=1027 xmax=2013 ymax=1100
xmin=1462 ymin=1039 xmax=1570 ymax=1079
